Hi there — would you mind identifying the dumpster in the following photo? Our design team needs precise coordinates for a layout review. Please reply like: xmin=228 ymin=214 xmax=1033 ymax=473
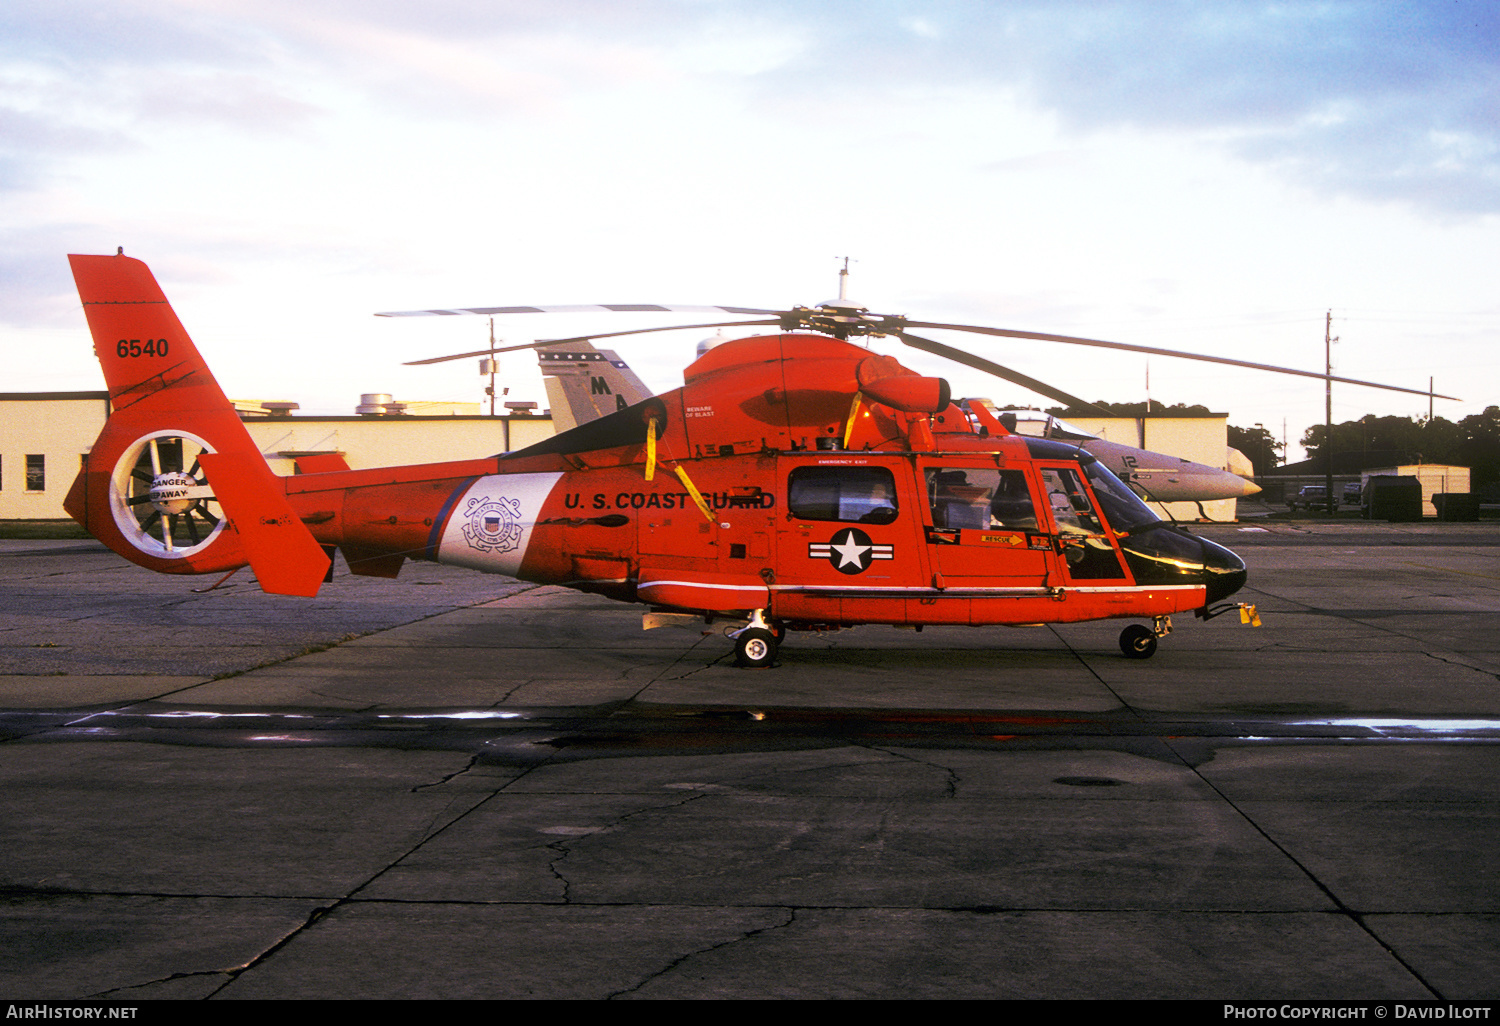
xmin=1363 ymin=476 xmax=1423 ymax=521
xmin=1433 ymin=493 xmax=1481 ymax=522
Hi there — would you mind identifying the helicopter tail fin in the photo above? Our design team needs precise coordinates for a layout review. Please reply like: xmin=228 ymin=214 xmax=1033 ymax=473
xmin=66 ymin=253 xmax=329 ymax=595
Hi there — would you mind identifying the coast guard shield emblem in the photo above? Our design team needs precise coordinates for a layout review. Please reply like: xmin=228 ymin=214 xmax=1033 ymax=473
xmin=462 ymin=495 xmax=524 ymax=553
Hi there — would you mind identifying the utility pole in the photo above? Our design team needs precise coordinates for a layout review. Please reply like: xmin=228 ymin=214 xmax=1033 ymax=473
xmin=479 ymin=318 xmax=507 ymax=416
xmin=1324 ymin=310 xmax=1338 ymax=514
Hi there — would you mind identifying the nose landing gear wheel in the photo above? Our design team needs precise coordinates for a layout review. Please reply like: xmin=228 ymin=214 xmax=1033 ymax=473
xmin=1119 ymin=624 xmax=1157 ymax=659
xmin=735 ymin=628 xmax=778 ymax=668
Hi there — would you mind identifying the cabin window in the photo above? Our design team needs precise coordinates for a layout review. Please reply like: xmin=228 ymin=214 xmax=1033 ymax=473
xmin=1040 ymin=465 xmax=1127 ymax=579
xmin=788 ymin=466 xmax=899 ymax=524
xmin=925 ymin=468 xmax=1038 ymax=531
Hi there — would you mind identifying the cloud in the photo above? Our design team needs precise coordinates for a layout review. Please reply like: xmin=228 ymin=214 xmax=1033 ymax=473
xmin=0 ymin=2 xmax=323 ymax=194
xmin=742 ymin=0 xmax=1500 ymax=214
xmin=0 ymin=0 xmax=252 ymax=67
xmin=5 ymin=0 xmax=1499 ymax=215
xmin=0 ymin=103 xmax=131 ymax=190
xmin=0 ymin=1 xmax=725 ymax=154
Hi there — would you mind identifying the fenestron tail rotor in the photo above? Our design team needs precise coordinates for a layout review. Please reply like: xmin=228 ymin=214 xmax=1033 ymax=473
xmin=111 ymin=431 xmax=225 ymax=558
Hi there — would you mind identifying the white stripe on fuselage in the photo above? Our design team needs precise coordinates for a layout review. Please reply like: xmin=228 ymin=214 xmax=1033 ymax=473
xmin=436 ymin=473 xmax=564 ymax=576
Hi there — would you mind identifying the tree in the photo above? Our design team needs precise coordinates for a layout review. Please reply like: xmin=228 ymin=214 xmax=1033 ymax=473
xmin=1304 ymin=415 xmax=1434 ymax=465
xmin=1300 ymin=411 xmax=1500 ymax=489
xmin=1227 ymin=424 xmax=1282 ymax=476
xmin=1457 ymin=407 xmax=1500 ymax=489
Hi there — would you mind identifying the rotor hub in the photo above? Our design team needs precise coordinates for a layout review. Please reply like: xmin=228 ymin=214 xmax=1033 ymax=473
xmin=779 ymin=304 xmax=907 ymax=340
xmin=148 ymin=471 xmax=199 ymax=515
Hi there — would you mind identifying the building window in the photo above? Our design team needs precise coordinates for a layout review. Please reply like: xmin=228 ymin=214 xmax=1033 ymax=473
xmin=25 ymin=455 xmax=44 ymax=492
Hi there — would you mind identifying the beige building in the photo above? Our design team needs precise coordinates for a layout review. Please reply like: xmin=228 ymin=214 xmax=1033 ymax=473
xmin=1050 ymin=412 xmax=1237 ymax=522
xmin=0 ymin=392 xmax=554 ymax=520
xmin=7 ymin=394 xmax=1239 ymax=523
xmin=0 ymin=392 xmax=112 ymax=520
xmin=1361 ymin=464 xmax=1471 ymax=518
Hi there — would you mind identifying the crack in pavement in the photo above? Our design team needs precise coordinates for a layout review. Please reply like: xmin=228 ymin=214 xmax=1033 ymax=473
xmin=545 ymin=790 xmax=715 ymax=904
xmin=1419 ymin=649 xmax=1500 ymax=683
xmin=1163 ymin=736 xmax=1447 ymax=1001
xmin=95 ymin=968 xmax=233 ymax=1000
xmin=410 ymin=752 xmax=484 ymax=791
xmin=864 ymin=744 xmax=960 ymax=798
xmin=605 ymin=906 xmax=799 ymax=999
xmin=188 ymin=760 xmax=551 ymax=997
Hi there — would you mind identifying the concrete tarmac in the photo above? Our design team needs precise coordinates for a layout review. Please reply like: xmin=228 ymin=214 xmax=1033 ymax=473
xmin=2 ymin=523 xmax=1499 ymax=1000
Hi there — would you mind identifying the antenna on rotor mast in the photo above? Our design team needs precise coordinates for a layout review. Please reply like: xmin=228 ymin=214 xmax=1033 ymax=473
xmin=829 ymin=255 xmax=861 ymax=306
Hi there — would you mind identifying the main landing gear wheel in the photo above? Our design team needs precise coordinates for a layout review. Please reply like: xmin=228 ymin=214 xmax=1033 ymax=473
xmin=735 ymin=628 xmax=778 ymax=668
xmin=1119 ymin=624 xmax=1157 ymax=659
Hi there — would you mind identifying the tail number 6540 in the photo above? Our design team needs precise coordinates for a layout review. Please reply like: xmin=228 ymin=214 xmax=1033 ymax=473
xmin=116 ymin=338 xmax=170 ymax=358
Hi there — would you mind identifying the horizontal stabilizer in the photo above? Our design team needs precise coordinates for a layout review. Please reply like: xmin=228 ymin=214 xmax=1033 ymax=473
xmin=197 ymin=452 xmax=330 ymax=597
xmin=295 ymin=453 xmax=353 ymax=474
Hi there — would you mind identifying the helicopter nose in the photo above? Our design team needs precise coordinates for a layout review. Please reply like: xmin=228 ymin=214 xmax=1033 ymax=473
xmin=1118 ymin=527 xmax=1247 ymax=605
xmin=1199 ymin=535 xmax=1247 ymax=604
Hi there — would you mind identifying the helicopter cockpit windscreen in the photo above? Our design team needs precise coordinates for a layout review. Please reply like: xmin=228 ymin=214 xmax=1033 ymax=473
xmin=996 ymin=410 xmax=1097 ymax=442
xmin=1081 ymin=458 xmax=1160 ymax=534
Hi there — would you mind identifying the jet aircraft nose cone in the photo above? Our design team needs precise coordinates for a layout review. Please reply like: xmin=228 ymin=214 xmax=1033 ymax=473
xmin=1199 ymin=535 xmax=1247 ymax=604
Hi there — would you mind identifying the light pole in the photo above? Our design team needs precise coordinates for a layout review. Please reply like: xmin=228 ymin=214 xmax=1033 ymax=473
xmin=1324 ymin=311 xmax=1338 ymax=514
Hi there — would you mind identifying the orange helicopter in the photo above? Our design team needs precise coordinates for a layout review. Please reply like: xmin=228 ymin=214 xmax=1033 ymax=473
xmin=80 ymin=251 xmax=1447 ymax=666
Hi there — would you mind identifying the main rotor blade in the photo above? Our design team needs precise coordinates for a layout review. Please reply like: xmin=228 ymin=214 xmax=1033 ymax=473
xmin=402 ymin=319 xmax=781 ymax=366
xmin=905 ymin=320 xmax=1461 ymax=401
xmin=535 ymin=318 xmax=781 ymax=346
xmin=403 ymin=339 xmax=583 ymax=366
xmin=897 ymin=332 xmax=1115 ymax=416
xmin=377 ymin=303 xmax=779 ymax=318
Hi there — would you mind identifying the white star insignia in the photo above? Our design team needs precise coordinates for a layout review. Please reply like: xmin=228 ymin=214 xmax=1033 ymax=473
xmin=830 ymin=530 xmax=871 ymax=569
